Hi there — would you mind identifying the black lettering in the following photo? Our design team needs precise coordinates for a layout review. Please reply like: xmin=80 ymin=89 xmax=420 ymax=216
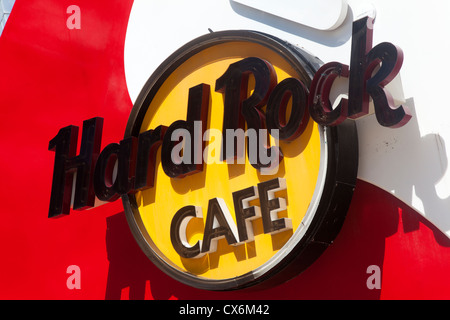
xmin=93 ymin=137 xmax=137 ymax=201
xmin=48 ymin=117 xmax=103 ymax=218
xmin=215 ymin=57 xmax=281 ymax=168
xmin=93 ymin=143 xmax=120 ymax=202
xmin=161 ymin=83 xmax=209 ymax=178
xmin=308 ymin=62 xmax=349 ymax=126
xmin=134 ymin=125 xmax=167 ymax=190
xmin=366 ymin=42 xmax=411 ymax=128
xmin=267 ymin=77 xmax=310 ymax=140
xmin=348 ymin=16 xmax=374 ymax=119
xmin=115 ymin=137 xmax=138 ymax=194
xmin=201 ymin=198 xmax=239 ymax=253
xmin=258 ymin=178 xmax=291 ymax=234
xmin=232 ymin=186 xmax=260 ymax=242
xmin=170 ymin=205 xmax=204 ymax=259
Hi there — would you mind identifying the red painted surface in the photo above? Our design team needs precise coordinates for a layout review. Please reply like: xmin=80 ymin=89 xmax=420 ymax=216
xmin=1 ymin=0 xmax=449 ymax=300
xmin=0 ymin=0 xmax=134 ymax=299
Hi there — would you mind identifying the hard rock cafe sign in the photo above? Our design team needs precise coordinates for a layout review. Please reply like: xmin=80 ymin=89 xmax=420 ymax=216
xmin=48 ymin=17 xmax=410 ymax=290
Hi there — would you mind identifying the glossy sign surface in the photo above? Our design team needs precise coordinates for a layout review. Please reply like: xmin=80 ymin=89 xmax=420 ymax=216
xmin=134 ymin=41 xmax=320 ymax=280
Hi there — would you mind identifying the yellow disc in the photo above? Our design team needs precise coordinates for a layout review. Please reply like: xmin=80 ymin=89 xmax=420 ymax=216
xmin=134 ymin=41 xmax=321 ymax=280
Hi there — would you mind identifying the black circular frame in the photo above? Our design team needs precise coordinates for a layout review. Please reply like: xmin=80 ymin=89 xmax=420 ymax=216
xmin=122 ymin=30 xmax=358 ymax=291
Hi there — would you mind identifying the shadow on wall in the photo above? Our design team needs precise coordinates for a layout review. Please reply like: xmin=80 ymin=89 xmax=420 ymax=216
xmin=104 ymin=180 xmax=450 ymax=300
xmin=357 ymin=98 xmax=450 ymax=241
xmin=105 ymin=212 xmax=182 ymax=300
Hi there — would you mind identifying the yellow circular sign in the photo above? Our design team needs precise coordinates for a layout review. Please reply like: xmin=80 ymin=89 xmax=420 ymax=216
xmin=123 ymin=31 xmax=358 ymax=291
